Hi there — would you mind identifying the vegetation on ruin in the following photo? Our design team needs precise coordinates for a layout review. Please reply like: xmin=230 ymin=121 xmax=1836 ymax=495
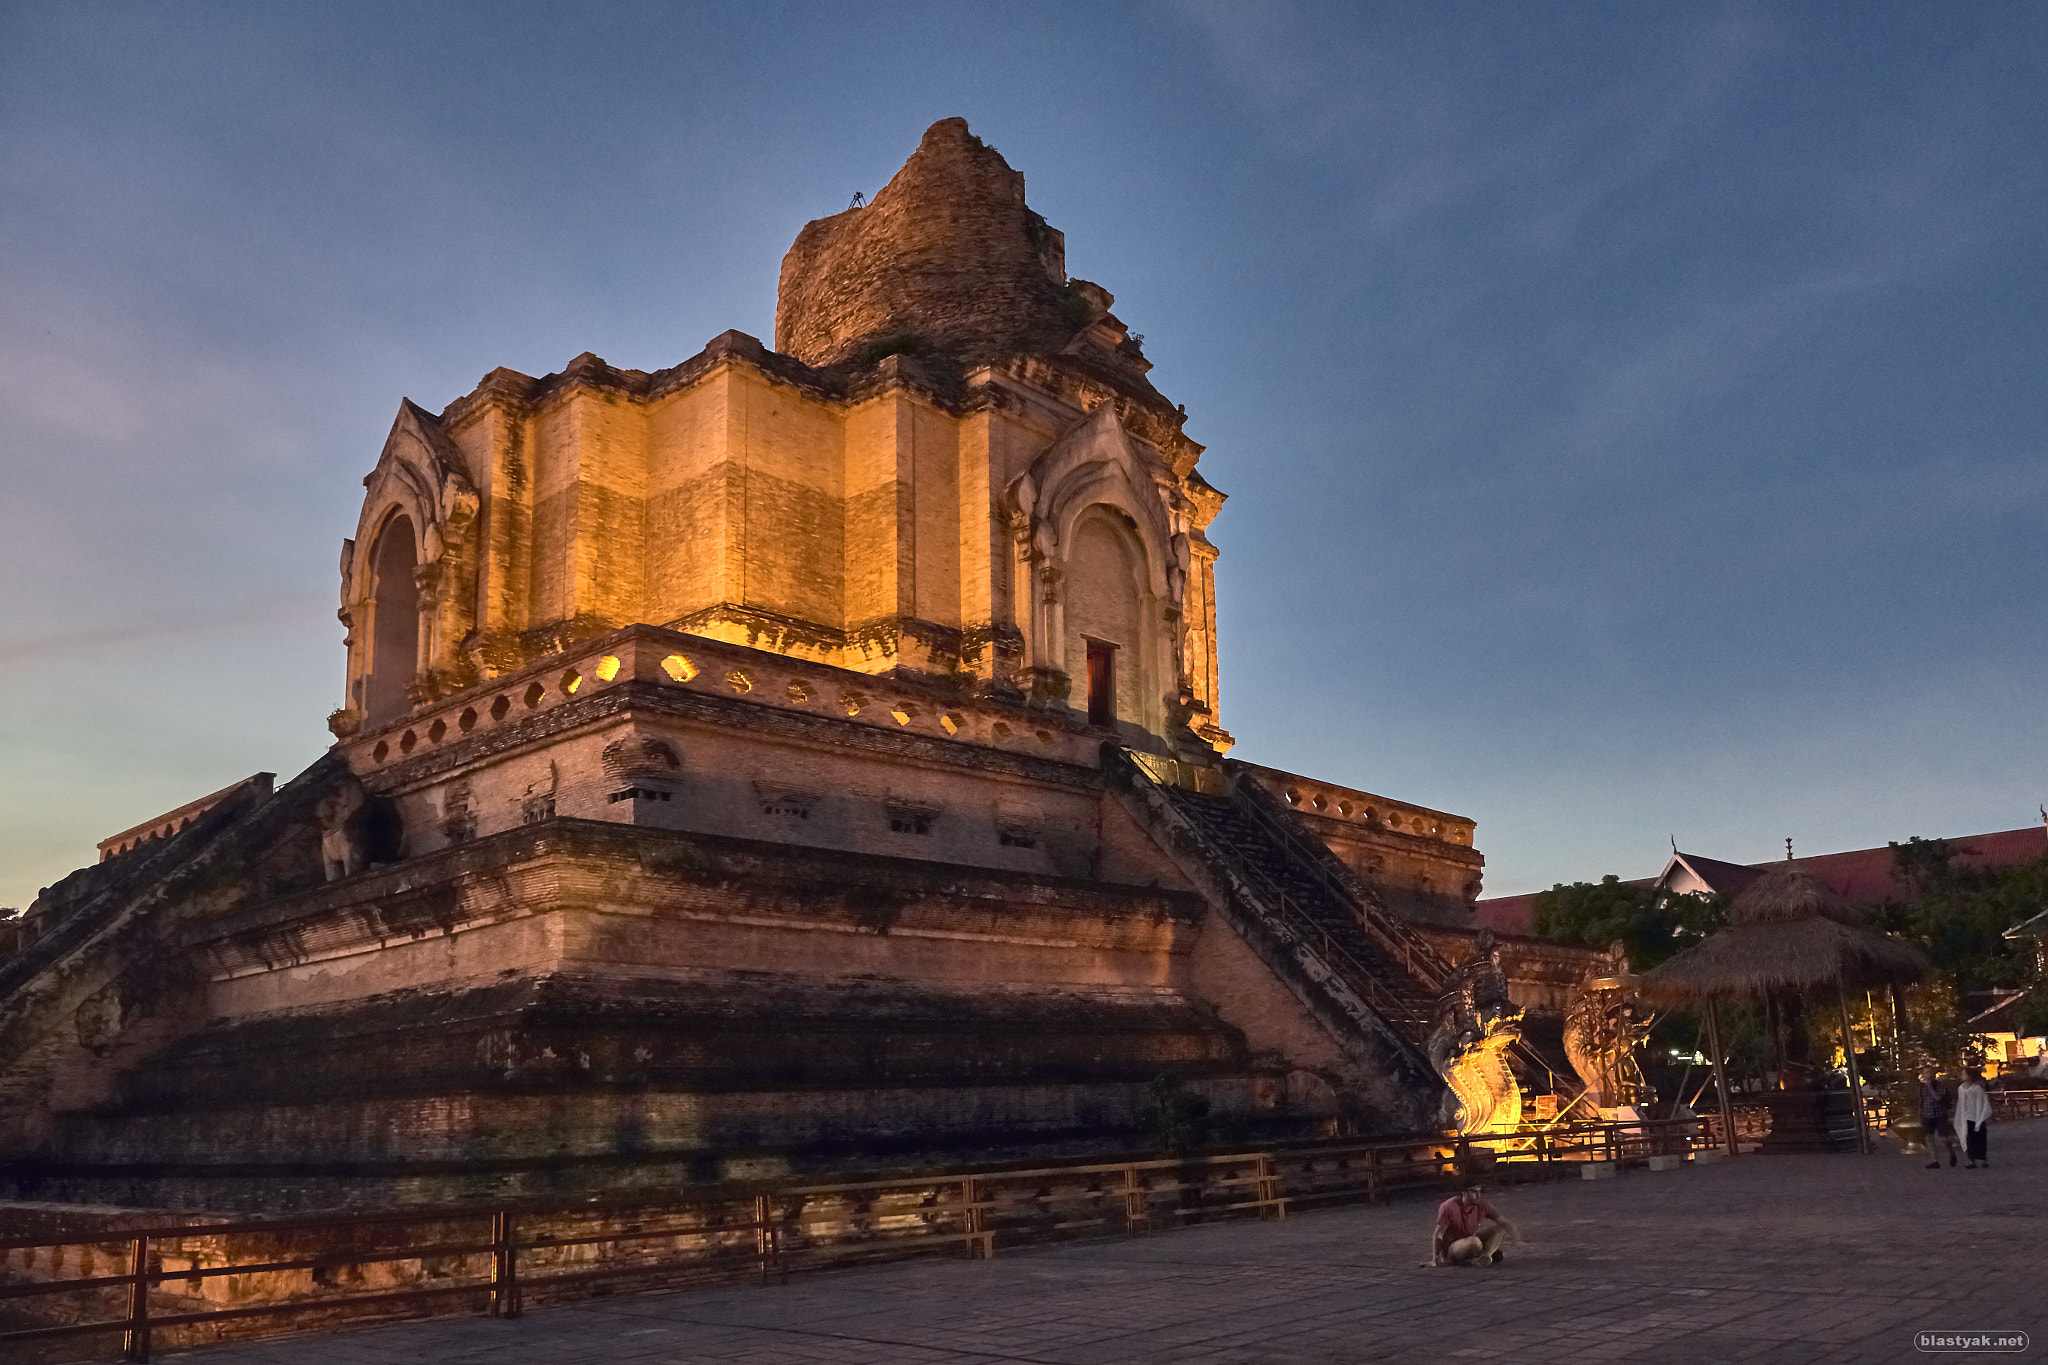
xmin=1140 ymin=1072 xmax=1211 ymax=1154
xmin=851 ymin=329 xmax=924 ymax=366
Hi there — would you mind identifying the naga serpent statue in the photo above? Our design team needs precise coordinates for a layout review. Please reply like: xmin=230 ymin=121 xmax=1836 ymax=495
xmin=1427 ymin=930 xmax=1526 ymax=1135
xmin=1562 ymin=943 xmax=1655 ymax=1113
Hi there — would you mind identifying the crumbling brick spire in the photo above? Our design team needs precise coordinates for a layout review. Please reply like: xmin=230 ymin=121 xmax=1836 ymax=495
xmin=775 ymin=118 xmax=1076 ymax=375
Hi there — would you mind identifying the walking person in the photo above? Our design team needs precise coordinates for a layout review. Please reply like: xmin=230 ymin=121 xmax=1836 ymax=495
xmin=1919 ymin=1065 xmax=1959 ymax=1169
xmin=1958 ymin=1068 xmax=1992 ymax=1168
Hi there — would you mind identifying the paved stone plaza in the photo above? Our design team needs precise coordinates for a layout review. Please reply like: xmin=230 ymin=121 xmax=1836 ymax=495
xmin=170 ymin=1121 xmax=2047 ymax=1365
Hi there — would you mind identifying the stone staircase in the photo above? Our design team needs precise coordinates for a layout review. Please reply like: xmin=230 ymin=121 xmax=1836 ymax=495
xmin=1111 ymin=749 xmax=1560 ymax=1117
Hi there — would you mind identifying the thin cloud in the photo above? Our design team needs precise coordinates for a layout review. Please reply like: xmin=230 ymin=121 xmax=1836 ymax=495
xmin=0 ymin=595 xmax=331 ymax=669
xmin=1167 ymin=0 xmax=1758 ymax=240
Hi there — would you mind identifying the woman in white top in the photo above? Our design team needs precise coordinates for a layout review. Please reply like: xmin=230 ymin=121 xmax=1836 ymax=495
xmin=1956 ymin=1068 xmax=1993 ymax=1168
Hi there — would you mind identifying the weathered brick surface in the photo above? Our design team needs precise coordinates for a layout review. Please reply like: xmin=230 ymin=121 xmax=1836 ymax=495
xmin=775 ymin=118 xmax=1073 ymax=374
xmin=0 ymin=123 xmax=1609 ymax=1223
xmin=334 ymin=120 xmax=1221 ymax=750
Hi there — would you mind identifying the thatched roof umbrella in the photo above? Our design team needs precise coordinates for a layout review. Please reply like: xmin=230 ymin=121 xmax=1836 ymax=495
xmin=1645 ymin=865 xmax=1930 ymax=1000
xmin=1642 ymin=864 xmax=1931 ymax=1154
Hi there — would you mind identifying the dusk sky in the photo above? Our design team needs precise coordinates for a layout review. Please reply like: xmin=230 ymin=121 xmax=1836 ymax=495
xmin=3 ymin=3 xmax=2045 ymax=910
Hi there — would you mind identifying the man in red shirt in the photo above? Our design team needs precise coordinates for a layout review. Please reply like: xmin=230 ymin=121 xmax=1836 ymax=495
xmin=1429 ymin=1185 xmax=1516 ymax=1266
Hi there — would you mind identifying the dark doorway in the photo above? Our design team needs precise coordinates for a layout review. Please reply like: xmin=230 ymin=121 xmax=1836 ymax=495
xmin=1085 ymin=639 xmax=1117 ymax=728
xmin=366 ymin=514 xmax=420 ymax=724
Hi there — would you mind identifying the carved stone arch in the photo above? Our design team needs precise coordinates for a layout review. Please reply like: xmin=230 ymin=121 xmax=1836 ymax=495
xmin=1009 ymin=403 xmax=1177 ymax=603
xmin=1007 ymin=404 xmax=1188 ymax=739
xmin=360 ymin=508 xmax=421 ymax=725
xmin=337 ymin=401 xmax=481 ymax=733
xmin=1066 ymin=502 xmax=1150 ymax=591
xmin=349 ymin=402 xmax=474 ymax=577
xmin=1063 ymin=505 xmax=1151 ymax=729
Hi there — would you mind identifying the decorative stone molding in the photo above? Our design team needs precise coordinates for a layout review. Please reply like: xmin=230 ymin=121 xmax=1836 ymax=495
xmin=343 ymin=401 xmax=481 ymax=723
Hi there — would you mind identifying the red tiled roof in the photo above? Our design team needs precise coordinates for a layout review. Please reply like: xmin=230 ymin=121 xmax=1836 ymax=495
xmin=1782 ymin=827 xmax=2046 ymax=902
xmin=1474 ymin=893 xmax=1541 ymax=936
xmin=1473 ymin=826 xmax=2048 ymax=934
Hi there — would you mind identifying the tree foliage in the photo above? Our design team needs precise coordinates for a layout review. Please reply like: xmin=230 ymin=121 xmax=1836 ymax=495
xmin=1532 ymin=875 xmax=1724 ymax=969
xmin=1531 ymin=842 xmax=2048 ymax=1083
xmin=1873 ymin=838 xmax=2045 ymax=1003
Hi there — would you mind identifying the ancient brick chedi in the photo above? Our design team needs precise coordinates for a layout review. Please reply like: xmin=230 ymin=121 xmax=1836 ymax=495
xmin=334 ymin=117 xmax=1226 ymax=752
xmin=0 ymin=120 xmax=1593 ymax=1211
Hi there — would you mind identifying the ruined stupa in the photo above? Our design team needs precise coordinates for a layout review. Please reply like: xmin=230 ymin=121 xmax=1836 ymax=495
xmin=0 ymin=121 xmax=1594 ymax=1211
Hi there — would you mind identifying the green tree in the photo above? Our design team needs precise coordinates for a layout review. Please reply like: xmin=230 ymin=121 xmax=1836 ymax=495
xmin=1532 ymin=876 xmax=1724 ymax=969
xmin=1534 ymin=877 xmax=1731 ymax=1105
xmin=2017 ymin=981 xmax=2048 ymax=1040
xmin=1878 ymin=839 xmax=2045 ymax=1004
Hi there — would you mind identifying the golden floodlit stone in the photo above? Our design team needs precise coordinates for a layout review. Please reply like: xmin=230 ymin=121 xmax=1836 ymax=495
xmin=0 ymin=121 xmax=1607 ymax=1212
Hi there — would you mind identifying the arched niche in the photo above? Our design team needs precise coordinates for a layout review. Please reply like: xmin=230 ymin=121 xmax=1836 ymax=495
xmin=1061 ymin=506 xmax=1153 ymax=734
xmin=1007 ymin=404 xmax=1189 ymax=741
xmin=364 ymin=512 xmax=420 ymax=724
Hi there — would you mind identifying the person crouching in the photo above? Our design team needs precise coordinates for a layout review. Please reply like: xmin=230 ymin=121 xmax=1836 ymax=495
xmin=1429 ymin=1185 xmax=1517 ymax=1267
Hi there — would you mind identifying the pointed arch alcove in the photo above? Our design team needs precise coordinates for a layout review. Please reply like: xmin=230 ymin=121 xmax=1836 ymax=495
xmin=1008 ymin=404 xmax=1189 ymax=746
xmin=363 ymin=512 xmax=421 ymax=724
xmin=334 ymin=401 xmax=480 ymax=736
xmin=1063 ymin=507 xmax=1157 ymax=738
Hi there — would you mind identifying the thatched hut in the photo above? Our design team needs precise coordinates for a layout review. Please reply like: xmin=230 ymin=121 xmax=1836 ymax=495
xmin=1644 ymin=865 xmax=1930 ymax=1001
xmin=1643 ymin=864 xmax=1929 ymax=1153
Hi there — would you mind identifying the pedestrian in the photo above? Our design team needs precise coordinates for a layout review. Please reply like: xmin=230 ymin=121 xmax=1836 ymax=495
xmin=1919 ymin=1065 xmax=1958 ymax=1169
xmin=1958 ymin=1067 xmax=1992 ymax=1168
xmin=1426 ymin=1185 xmax=1517 ymax=1267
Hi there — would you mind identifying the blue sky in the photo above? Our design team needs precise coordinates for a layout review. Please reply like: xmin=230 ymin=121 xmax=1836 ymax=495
xmin=3 ymin=2 xmax=2045 ymax=908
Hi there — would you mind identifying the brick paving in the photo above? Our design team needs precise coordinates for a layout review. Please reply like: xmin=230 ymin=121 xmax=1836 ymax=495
xmin=165 ymin=1121 xmax=2048 ymax=1365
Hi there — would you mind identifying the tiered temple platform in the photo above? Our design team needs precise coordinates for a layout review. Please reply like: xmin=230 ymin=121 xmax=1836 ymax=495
xmin=0 ymin=120 xmax=1605 ymax=1213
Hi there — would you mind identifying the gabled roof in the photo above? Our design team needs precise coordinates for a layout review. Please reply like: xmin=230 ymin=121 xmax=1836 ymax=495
xmin=1478 ymin=823 xmax=2048 ymax=938
xmin=1658 ymin=827 xmax=2048 ymax=904
xmin=1655 ymin=852 xmax=1765 ymax=898
xmin=2007 ymin=907 xmax=2048 ymax=942
xmin=1968 ymin=989 xmax=2028 ymax=1031
xmin=1473 ymin=892 xmax=1541 ymax=936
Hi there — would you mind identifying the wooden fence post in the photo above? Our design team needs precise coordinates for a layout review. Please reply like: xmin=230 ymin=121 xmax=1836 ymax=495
xmin=489 ymin=1212 xmax=521 ymax=1318
xmin=963 ymin=1178 xmax=992 ymax=1258
xmin=754 ymin=1195 xmax=778 ymax=1283
xmin=121 ymin=1234 xmax=150 ymax=1363
xmin=1256 ymin=1154 xmax=1284 ymax=1220
xmin=1705 ymin=999 xmax=1739 ymax=1158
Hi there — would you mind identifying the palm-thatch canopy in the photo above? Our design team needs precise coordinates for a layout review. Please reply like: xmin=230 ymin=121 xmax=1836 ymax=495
xmin=1641 ymin=864 xmax=1930 ymax=1003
